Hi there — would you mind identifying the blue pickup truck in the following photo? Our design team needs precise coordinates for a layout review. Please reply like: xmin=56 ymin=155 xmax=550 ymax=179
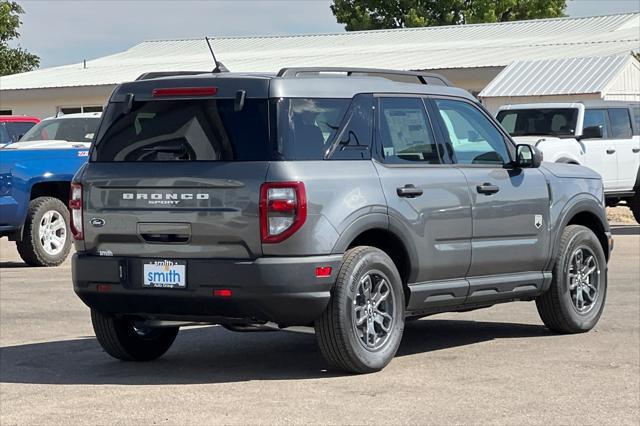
xmin=0 ymin=113 xmax=101 ymax=266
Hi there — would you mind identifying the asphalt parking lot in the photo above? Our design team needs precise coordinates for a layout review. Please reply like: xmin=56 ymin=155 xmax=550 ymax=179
xmin=1 ymin=226 xmax=639 ymax=425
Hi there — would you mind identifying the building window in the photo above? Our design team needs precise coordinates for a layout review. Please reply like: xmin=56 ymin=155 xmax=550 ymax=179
xmin=82 ymin=106 xmax=103 ymax=113
xmin=0 ymin=110 xmax=13 ymax=115
xmin=59 ymin=107 xmax=82 ymax=115
xmin=57 ymin=105 xmax=103 ymax=115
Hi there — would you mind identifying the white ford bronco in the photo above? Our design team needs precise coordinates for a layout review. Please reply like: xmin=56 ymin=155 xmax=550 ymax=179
xmin=496 ymin=102 xmax=640 ymax=222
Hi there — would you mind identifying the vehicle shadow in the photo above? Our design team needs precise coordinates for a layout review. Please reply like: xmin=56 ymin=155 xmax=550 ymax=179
xmin=0 ymin=319 xmax=549 ymax=385
xmin=611 ymin=225 xmax=640 ymax=236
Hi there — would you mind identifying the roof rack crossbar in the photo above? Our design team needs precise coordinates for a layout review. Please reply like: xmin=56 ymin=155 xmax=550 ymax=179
xmin=276 ymin=67 xmax=452 ymax=87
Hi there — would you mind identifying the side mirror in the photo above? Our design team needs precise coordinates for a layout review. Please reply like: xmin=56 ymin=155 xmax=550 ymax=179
xmin=579 ymin=125 xmax=603 ymax=140
xmin=515 ymin=144 xmax=543 ymax=168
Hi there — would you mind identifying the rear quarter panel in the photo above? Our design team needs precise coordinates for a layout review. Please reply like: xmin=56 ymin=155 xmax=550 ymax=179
xmin=263 ymin=161 xmax=387 ymax=256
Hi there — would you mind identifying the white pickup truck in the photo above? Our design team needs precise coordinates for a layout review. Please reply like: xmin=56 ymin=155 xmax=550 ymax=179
xmin=496 ymin=102 xmax=640 ymax=223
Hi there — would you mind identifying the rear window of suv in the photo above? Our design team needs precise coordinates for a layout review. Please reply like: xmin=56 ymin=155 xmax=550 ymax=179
xmin=94 ymin=99 xmax=270 ymax=161
xmin=94 ymin=97 xmax=366 ymax=162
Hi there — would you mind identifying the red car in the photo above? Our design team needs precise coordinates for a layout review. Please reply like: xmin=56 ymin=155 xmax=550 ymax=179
xmin=0 ymin=116 xmax=41 ymax=147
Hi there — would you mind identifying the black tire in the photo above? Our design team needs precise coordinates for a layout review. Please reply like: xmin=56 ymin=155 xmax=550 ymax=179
xmin=536 ymin=225 xmax=607 ymax=334
xmin=628 ymin=194 xmax=640 ymax=224
xmin=91 ymin=309 xmax=178 ymax=361
xmin=315 ymin=246 xmax=405 ymax=374
xmin=16 ymin=197 xmax=71 ymax=267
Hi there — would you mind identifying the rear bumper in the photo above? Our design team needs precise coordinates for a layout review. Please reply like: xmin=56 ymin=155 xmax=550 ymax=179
xmin=72 ymin=253 xmax=342 ymax=326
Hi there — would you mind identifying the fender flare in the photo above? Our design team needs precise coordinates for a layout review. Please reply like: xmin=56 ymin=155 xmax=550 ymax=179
xmin=546 ymin=194 xmax=609 ymax=271
xmin=331 ymin=212 xmax=420 ymax=283
xmin=331 ymin=213 xmax=389 ymax=254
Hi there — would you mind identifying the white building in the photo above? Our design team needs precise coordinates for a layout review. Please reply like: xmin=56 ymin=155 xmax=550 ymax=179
xmin=1 ymin=12 xmax=638 ymax=119
xmin=480 ymin=54 xmax=640 ymax=113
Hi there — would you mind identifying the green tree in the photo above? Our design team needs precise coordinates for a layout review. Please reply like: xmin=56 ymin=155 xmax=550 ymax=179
xmin=331 ymin=0 xmax=567 ymax=31
xmin=0 ymin=1 xmax=39 ymax=76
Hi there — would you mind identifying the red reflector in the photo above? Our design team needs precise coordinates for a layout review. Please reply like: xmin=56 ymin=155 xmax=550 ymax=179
xmin=213 ymin=289 xmax=233 ymax=297
xmin=153 ymin=87 xmax=218 ymax=97
xmin=315 ymin=266 xmax=332 ymax=278
xmin=96 ymin=284 xmax=112 ymax=293
xmin=268 ymin=199 xmax=296 ymax=212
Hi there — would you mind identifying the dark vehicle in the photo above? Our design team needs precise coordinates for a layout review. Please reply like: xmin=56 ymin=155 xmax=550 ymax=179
xmin=72 ymin=68 xmax=611 ymax=373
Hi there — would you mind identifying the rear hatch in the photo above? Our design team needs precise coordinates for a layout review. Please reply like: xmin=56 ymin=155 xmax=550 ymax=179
xmin=81 ymin=81 xmax=271 ymax=259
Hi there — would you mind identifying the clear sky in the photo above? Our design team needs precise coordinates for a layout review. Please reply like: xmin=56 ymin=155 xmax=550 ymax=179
xmin=11 ymin=0 xmax=640 ymax=68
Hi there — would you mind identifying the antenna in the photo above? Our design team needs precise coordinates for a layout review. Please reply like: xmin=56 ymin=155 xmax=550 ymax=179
xmin=205 ymin=37 xmax=221 ymax=73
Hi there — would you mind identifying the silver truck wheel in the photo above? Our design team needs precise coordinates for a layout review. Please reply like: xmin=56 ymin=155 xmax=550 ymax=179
xmin=536 ymin=225 xmax=607 ymax=333
xmin=16 ymin=197 xmax=72 ymax=267
xmin=315 ymin=246 xmax=405 ymax=374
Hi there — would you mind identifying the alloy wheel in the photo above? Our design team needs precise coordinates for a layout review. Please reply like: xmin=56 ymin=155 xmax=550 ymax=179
xmin=352 ymin=271 xmax=396 ymax=350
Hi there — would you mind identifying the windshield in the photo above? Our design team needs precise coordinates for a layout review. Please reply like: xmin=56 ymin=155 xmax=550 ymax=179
xmin=497 ymin=108 xmax=578 ymax=137
xmin=20 ymin=117 xmax=100 ymax=143
xmin=0 ymin=121 xmax=37 ymax=145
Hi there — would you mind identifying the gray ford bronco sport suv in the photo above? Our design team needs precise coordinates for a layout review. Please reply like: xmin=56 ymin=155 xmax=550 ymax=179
xmin=72 ymin=67 xmax=612 ymax=373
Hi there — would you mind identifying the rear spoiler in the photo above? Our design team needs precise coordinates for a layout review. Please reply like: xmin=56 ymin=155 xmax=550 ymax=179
xmin=135 ymin=71 xmax=206 ymax=81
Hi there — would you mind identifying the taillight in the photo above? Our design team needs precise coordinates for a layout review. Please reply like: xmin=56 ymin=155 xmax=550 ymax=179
xmin=69 ymin=183 xmax=83 ymax=240
xmin=260 ymin=182 xmax=306 ymax=243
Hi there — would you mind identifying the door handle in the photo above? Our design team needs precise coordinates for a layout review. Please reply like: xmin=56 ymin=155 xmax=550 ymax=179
xmin=397 ymin=184 xmax=423 ymax=198
xmin=476 ymin=183 xmax=500 ymax=195
xmin=632 ymin=148 xmax=640 ymax=153
xmin=606 ymin=149 xmax=616 ymax=154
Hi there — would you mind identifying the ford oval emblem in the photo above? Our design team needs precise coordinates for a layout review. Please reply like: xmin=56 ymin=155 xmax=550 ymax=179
xmin=90 ymin=217 xmax=105 ymax=227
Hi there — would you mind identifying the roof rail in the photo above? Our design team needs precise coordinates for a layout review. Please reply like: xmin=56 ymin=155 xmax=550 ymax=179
xmin=277 ymin=67 xmax=452 ymax=87
xmin=135 ymin=71 xmax=214 ymax=81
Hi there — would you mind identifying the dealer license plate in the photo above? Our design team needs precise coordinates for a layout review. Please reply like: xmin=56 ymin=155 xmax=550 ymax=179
xmin=143 ymin=260 xmax=187 ymax=289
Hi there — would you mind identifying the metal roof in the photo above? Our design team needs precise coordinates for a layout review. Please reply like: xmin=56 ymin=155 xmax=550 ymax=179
xmin=479 ymin=54 xmax=635 ymax=97
xmin=1 ymin=12 xmax=639 ymax=91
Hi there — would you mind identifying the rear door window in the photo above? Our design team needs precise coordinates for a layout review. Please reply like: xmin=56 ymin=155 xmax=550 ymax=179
xmin=94 ymin=99 xmax=269 ymax=162
xmin=377 ymin=97 xmax=442 ymax=164
xmin=608 ymin=108 xmax=632 ymax=139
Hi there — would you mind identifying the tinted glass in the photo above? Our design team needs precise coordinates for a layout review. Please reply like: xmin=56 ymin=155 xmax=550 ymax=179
xmin=21 ymin=118 xmax=99 ymax=143
xmin=436 ymin=99 xmax=509 ymax=165
xmin=583 ymin=109 xmax=608 ymax=139
xmin=0 ymin=122 xmax=37 ymax=144
xmin=608 ymin=108 xmax=632 ymax=139
xmin=94 ymin=99 xmax=269 ymax=162
xmin=275 ymin=98 xmax=350 ymax=160
xmin=326 ymin=95 xmax=374 ymax=160
xmin=378 ymin=97 xmax=441 ymax=164
xmin=496 ymin=108 xmax=578 ymax=136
